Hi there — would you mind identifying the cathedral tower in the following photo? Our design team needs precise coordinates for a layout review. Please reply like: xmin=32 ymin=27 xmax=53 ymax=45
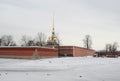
xmin=47 ymin=15 xmax=58 ymax=46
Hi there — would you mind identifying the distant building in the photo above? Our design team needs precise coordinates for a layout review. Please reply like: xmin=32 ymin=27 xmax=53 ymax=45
xmin=0 ymin=16 xmax=95 ymax=59
xmin=95 ymin=50 xmax=119 ymax=58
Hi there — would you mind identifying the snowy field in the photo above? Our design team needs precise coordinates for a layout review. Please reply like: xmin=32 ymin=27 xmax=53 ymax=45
xmin=0 ymin=57 xmax=120 ymax=81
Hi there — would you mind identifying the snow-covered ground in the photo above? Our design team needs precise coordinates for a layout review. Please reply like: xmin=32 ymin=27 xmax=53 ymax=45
xmin=0 ymin=57 xmax=120 ymax=81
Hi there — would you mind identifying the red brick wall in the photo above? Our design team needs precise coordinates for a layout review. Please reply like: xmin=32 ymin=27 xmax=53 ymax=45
xmin=0 ymin=46 xmax=94 ymax=58
xmin=0 ymin=47 xmax=58 ymax=59
xmin=59 ymin=46 xmax=73 ymax=55
xmin=59 ymin=46 xmax=94 ymax=57
xmin=37 ymin=48 xmax=58 ymax=58
xmin=73 ymin=46 xmax=94 ymax=57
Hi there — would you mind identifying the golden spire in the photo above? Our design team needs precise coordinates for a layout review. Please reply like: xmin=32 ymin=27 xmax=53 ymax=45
xmin=51 ymin=14 xmax=56 ymax=43
xmin=52 ymin=14 xmax=55 ymax=35
xmin=47 ymin=14 xmax=57 ymax=45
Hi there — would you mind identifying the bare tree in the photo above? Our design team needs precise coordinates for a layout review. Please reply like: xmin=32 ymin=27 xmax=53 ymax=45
xmin=105 ymin=42 xmax=119 ymax=55
xmin=83 ymin=35 xmax=92 ymax=49
xmin=21 ymin=35 xmax=28 ymax=46
xmin=21 ymin=35 xmax=34 ymax=46
xmin=27 ymin=40 xmax=35 ymax=46
xmin=112 ymin=42 xmax=119 ymax=55
xmin=105 ymin=44 xmax=110 ymax=53
xmin=0 ymin=35 xmax=16 ymax=46
xmin=35 ymin=32 xmax=46 ymax=46
xmin=10 ymin=42 xmax=17 ymax=46
xmin=56 ymin=34 xmax=62 ymax=46
xmin=105 ymin=44 xmax=112 ymax=54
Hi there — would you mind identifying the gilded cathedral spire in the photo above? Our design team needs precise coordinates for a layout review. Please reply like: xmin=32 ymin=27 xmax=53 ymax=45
xmin=47 ymin=15 xmax=57 ymax=46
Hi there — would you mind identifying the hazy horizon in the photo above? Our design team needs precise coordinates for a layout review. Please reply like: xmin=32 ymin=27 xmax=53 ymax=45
xmin=0 ymin=0 xmax=120 ymax=50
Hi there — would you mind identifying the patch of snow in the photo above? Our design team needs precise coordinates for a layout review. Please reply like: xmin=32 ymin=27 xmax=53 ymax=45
xmin=0 ymin=57 xmax=120 ymax=81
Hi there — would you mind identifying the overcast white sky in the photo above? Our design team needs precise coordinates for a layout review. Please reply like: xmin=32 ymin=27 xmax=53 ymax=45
xmin=0 ymin=0 xmax=120 ymax=50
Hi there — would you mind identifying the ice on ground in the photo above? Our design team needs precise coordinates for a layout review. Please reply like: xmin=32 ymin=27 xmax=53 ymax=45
xmin=0 ymin=57 xmax=120 ymax=81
